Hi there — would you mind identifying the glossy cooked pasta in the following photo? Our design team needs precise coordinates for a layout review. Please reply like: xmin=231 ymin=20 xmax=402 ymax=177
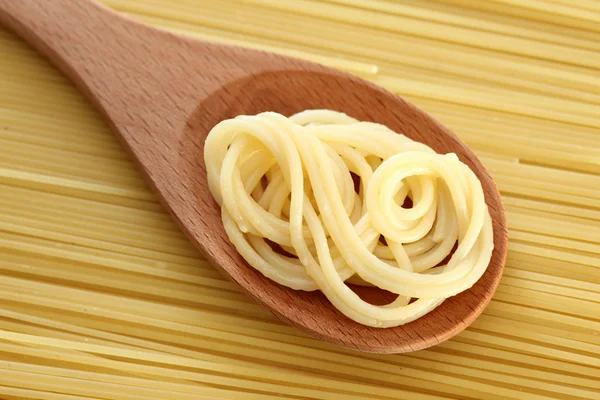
xmin=205 ymin=110 xmax=494 ymax=327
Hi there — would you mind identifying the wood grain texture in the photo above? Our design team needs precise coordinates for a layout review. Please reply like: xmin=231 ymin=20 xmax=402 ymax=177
xmin=0 ymin=0 xmax=507 ymax=353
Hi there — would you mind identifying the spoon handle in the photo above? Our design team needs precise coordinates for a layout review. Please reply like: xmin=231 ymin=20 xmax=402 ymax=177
xmin=0 ymin=0 xmax=185 ymax=157
xmin=0 ymin=0 xmax=295 ymax=162
xmin=0 ymin=0 xmax=227 ymax=170
xmin=0 ymin=0 xmax=149 ymax=113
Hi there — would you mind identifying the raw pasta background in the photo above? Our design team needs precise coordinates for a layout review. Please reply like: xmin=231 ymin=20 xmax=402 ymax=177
xmin=0 ymin=0 xmax=598 ymax=399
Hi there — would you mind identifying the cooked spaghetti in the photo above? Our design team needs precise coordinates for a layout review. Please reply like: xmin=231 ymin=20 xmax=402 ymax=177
xmin=205 ymin=110 xmax=494 ymax=327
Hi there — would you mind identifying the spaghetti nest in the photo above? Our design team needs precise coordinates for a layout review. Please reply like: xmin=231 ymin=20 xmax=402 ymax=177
xmin=205 ymin=110 xmax=494 ymax=327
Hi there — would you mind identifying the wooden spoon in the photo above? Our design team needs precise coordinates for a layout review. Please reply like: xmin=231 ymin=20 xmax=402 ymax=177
xmin=0 ymin=0 xmax=507 ymax=353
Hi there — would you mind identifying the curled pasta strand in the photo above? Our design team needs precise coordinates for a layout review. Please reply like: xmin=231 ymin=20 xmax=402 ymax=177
xmin=205 ymin=110 xmax=494 ymax=327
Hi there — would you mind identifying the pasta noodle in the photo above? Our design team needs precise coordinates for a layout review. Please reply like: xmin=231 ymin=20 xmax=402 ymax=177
xmin=205 ymin=110 xmax=494 ymax=327
xmin=1 ymin=0 xmax=598 ymax=398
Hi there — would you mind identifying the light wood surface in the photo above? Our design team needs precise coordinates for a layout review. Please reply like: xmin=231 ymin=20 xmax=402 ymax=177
xmin=0 ymin=0 xmax=507 ymax=353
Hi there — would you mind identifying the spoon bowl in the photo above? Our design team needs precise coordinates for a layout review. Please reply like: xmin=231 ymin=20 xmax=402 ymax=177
xmin=0 ymin=0 xmax=507 ymax=353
